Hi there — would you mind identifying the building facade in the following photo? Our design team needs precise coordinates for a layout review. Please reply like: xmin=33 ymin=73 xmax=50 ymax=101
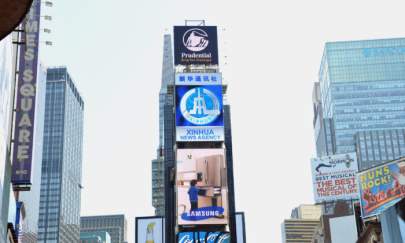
xmin=80 ymin=231 xmax=111 ymax=243
xmin=281 ymin=219 xmax=320 ymax=243
xmin=18 ymin=63 xmax=47 ymax=242
xmin=291 ymin=204 xmax=322 ymax=220
xmin=38 ymin=67 xmax=84 ymax=242
xmin=314 ymin=38 xmax=405 ymax=158
xmin=0 ymin=33 xmax=14 ymax=243
xmin=80 ymin=215 xmax=127 ymax=243
xmin=355 ymin=128 xmax=405 ymax=170
xmin=152 ymin=34 xmax=174 ymax=216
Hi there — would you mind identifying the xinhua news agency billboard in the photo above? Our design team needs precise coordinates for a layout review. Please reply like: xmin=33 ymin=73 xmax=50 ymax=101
xmin=175 ymin=73 xmax=223 ymax=142
xmin=358 ymin=158 xmax=405 ymax=218
xmin=177 ymin=232 xmax=230 ymax=243
xmin=311 ymin=153 xmax=359 ymax=203
xmin=174 ymin=26 xmax=218 ymax=65
xmin=176 ymin=149 xmax=229 ymax=226
xmin=11 ymin=0 xmax=41 ymax=188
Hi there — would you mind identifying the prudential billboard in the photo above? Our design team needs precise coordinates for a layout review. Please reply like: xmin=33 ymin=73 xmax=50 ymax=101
xmin=174 ymin=26 xmax=218 ymax=65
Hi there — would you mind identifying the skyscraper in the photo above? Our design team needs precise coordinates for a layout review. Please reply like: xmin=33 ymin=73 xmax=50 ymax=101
xmin=314 ymin=38 xmax=405 ymax=162
xmin=281 ymin=205 xmax=321 ymax=243
xmin=38 ymin=67 xmax=84 ymax=242
xmin=18 ymin=63 xmax=47 ymax=242
xmin=152 ymin=34 xmax=174 ymax=216
xmin=80 ymin=215 xmax=127 ymax=243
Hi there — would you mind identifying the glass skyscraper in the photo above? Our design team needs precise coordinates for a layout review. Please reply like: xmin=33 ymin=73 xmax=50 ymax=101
xmin=152 ymin=34 xmax=174 ymax=216
xmin=314 ymin=38 xmax=405 ymax=167
xmin=80 ymin=215 xmax=127 ymax=243
xmin=18 ymin=63 xmax=47 ymax=242
xmin=38 ymin=67 xmax=84 ymax=243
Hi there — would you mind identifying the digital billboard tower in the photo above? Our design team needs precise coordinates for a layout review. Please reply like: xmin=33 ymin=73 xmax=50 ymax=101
xmin=163 ymin=22 xmax=237 ymax=243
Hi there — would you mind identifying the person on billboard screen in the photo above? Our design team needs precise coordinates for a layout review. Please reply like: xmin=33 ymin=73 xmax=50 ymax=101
xmin=188 ymin=179 xmax=204 ymax=211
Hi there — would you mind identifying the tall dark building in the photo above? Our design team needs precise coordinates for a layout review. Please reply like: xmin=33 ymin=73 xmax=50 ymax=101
xmin=38 ymin=67 xmax=84 ymax=242
xmin=152 ymin=34 xmax=174 ymax=216
xmin=80 ymin=215 xmax=127 ymax=243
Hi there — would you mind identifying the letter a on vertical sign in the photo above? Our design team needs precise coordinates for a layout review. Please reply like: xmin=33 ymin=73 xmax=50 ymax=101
xmin=11 ymin=0 xmax=41 ymax=190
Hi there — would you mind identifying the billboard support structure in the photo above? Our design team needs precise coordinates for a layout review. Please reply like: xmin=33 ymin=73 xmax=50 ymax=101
xmin=185 ymin=20 xmax=205 ymax=26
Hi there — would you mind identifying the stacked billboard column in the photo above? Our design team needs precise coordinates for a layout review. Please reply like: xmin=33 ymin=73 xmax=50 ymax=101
xmin=167 ymin=25 xmax=234 ymax=242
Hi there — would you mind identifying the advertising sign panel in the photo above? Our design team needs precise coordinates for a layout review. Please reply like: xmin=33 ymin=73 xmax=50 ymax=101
xmin=177 ymin=232 xmax=230 ymax=243
xmin=176 ymin=149 xmax=228 ymax=225
xmin=175 ymin=75 xmax=223 ymax=142
xmin=311 ymin=153 xmax=358 ymax=203
xmin=174 ymin=26 xmax=218 ymax=66
xmin=358 ymin=158 xmax=405 ymax=218
xmin=175 ymin=73 xmax=222 ymax=86
xmin=330 ymin=215 xmax=358 ymax=243
xmin=236 ymin=212 xmax=246 ymax=243
xmin=135 ymin=216 xmax=164 ymax=243
xmin=11 ymin=0 xmax=41 ymax=188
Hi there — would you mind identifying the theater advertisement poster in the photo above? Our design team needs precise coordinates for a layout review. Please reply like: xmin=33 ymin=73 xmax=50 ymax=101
xmin=173 ymin=26 xmax=218 ymax=65
xmin=176 ymin=149 xmax=229 ymax=225
xmin=175 ymin=73 xmax=224 ymax=142
xmin=311 ymin=153 xmax=359 ymax=203
xmin=358 ymin=158 xmax=405 ymax=218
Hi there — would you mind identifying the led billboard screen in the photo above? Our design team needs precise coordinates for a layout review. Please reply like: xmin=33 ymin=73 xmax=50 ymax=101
xmin=135 ymin=216 xmax=164 ymax=243
xmin=177 ymin=232 xmax=230 ymax=243
xmin=174 ymin=26 xmax=218 ymax=65
xmin=311 ymin=153 xmax=359 ymax=203
xmin=358 ymin=158 xmax=405 ymax=218
xmin=176 ymin=149 xmax=228 ymax=225
xmin=175 ymin=75 xmax=224 ymax=142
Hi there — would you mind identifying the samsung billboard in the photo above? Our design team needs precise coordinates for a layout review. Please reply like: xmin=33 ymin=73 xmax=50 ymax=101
xmin=174 ymin=26 xmax=218 ymax=65
xmin=176 ymin=149 xmax=229 ymax=226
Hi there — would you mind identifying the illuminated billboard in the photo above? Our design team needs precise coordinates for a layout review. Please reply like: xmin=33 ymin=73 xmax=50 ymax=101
xmin=135 ymin=216 xmax=164 ymax=243
xmin=358 ymin=158 xmax=405 ymax=218
xmin=176 ymin=149 xmax=228 ymax=225
xmin=311 ymin=153 xmax=358 ymax=203
xmin=177 ymin=232 xmax=230 ymax=243
xmin=174 ymin=26 xmax=218 ymax=65
xmin=11 ymin=0 xmax=41 ymax=188
xmin=175 ymin=74 xmax=223 ymax=142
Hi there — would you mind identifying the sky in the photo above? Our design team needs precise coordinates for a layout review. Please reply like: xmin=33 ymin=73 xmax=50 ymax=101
xmin=39 ymin=0 xmax=405 ymax=242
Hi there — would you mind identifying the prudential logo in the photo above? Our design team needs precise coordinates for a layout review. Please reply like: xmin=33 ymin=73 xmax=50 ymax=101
xmin=183 ymin=28 xmax=209 ymax=52
xmin=180 ymin=87 xmax=220 ymax=125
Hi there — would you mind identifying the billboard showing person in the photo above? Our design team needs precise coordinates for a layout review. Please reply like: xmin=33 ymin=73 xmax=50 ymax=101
xmin=176 ymin=149 xmax=228 ymax=225
xmin=359 ymin=158 xmax=405 ymax=217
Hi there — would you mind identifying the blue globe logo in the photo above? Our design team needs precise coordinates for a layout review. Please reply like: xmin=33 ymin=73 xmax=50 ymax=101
xmin=180 ymin=87 xmax=220 ymax=125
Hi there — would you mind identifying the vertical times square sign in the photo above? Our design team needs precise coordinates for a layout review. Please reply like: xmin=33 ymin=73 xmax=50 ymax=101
xmin=11 ymin=0 xmax=41 ymax=189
